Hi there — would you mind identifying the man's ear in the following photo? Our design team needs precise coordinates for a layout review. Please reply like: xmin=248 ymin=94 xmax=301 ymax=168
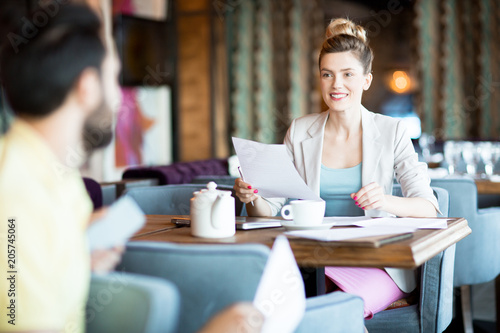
xmin=74 ymin=68 xmax=101 ymax=113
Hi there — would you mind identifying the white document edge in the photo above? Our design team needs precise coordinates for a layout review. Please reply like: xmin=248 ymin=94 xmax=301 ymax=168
xmin=253 ymin=236 xmax=306 ymax=333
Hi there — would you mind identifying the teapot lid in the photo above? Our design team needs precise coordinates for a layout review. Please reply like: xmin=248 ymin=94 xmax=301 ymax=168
xmin=206 ymin=181 xmax=217 ymax=191
xmin=194 ymin=182 xmax=218 ymax=197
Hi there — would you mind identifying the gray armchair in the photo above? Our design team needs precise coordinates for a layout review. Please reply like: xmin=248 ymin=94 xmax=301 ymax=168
xmin=430 ymin=178 xmax=500 ymax=331
xmin=118 ymin=242 xmax=365 ymax=333
xmin=365 ymin=186 xmax=454 ymax=333
xmin=86 ymin=272 xmax=180 ymax=333
xmin=123 ymin=184 xmax=244 ymax=216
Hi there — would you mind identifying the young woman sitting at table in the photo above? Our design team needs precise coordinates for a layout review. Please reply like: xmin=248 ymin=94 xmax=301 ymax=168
xmin=234 ymin=18 xmax=440 ymax=319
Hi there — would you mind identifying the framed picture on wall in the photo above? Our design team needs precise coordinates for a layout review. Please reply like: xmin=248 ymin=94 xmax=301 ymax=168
xmin=114 ymin=86 xmax=172 ymax=169
xmin=114 ymin=14 xmax=173 ymax=87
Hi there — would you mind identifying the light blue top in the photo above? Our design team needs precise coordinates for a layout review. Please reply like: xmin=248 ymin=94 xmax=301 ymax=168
xmin=320 ymin=163 xmax=364 ymax=217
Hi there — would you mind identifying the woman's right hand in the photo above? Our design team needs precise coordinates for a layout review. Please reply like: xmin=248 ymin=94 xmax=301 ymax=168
xmin=233 ymin=178 xmax=259 ymax=204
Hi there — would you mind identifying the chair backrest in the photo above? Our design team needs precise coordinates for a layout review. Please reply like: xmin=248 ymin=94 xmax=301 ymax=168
xmin=117 ymin=242 xmax=270 ymax=333
xmin=392 ymin=184 xmax=449 ymax=218
xmin=430 ymin=178 xmax=500 ymax=286
xmin=100 ymin=183 xmax=117 ymax=206
xmin=86 ymin=272 xmax=179 ymax=333
xmin=392 ymin=184 xmax=453 ymax=333
xmin=123 ymin=184 xmax=244 ymax=215
xmin=430 ymin=178 xmax=477 ymax=219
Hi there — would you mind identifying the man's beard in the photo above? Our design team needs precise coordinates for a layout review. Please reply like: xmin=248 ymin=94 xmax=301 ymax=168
xmin=82 ymin=98 xmax=114 ymax=158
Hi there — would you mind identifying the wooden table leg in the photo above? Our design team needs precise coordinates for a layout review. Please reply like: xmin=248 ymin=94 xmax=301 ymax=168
xmin=315 ymin=267 xmax=326 ymax=296
xmin=300 ymin=267 xmax=326 ymax=297
xmin=461 ymin=285 xmax=474 ymax=333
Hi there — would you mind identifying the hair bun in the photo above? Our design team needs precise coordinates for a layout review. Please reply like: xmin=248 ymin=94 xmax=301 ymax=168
xmin=325 ymin=18 xmax=367 ymax=44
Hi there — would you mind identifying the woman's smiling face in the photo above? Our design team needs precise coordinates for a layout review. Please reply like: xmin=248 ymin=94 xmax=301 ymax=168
xmin=320 ymin=51 xmax=372 ymax=114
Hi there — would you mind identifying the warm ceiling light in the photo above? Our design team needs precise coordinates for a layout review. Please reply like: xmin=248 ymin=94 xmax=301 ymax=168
xmin=389 ymin=70 xmax=411 ymax=94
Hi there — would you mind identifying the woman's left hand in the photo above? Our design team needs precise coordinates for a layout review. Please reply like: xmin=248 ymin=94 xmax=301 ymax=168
xmin=351 ymin=182 xmax=388 ymax=211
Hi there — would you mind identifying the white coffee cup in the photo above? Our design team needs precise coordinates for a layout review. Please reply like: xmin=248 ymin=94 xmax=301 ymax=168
xmin=280 ymin=200 xmax=326 ymax=226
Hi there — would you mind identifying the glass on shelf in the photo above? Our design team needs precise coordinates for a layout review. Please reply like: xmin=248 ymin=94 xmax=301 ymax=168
xmin=489 ymin=142 xmax=500 ymax=176
xmin=461 ymin=141 xmax=482 ymax=177
xmin=419 ymin=132 xmax=435 ymax=163
xmin=478 ymin=142 xmax=493 ymax=178
xmin=444 ymin=141 xmax=460 ymax=175
xmin=443 ymin=140 xmax=500 ymax=178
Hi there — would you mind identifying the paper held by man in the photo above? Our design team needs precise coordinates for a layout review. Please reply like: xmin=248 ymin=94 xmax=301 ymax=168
xmin=254 ymin=236 xmax=306 ymax=333
xmin=232 ymin=137 xmax=321 ymax=200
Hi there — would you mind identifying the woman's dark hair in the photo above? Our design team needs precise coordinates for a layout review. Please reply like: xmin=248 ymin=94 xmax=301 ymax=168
xmin=0 ymin=3 xmax=106 ymax=117
xmin=319 ymin=18 xmax=374 ymax=74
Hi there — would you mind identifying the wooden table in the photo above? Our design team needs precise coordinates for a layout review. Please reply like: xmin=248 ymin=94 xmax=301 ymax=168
xmin=132 ymin=215 xmax=471 ymax=269
xmin=475 ymin=179 xmax=500 ymax=195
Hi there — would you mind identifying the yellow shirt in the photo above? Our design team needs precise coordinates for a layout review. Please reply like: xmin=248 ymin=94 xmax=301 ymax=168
xmin=0 ymin=120 xmax=92 ymax=332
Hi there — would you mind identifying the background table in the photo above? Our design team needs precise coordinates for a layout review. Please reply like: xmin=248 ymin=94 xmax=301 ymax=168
xmin=475 ymin=179 xmax=500 ymax=195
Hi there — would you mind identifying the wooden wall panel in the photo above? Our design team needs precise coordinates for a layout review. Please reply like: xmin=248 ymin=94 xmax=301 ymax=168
xmin=176 ymin=0 xmax=212 ymax=161
xmin=212 ymin=13 xmax=230 ymax=158
xmin=177 ymin=0 xmax=208 ymax=12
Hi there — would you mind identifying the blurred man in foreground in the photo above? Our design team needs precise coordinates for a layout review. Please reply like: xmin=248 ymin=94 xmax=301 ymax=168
xmin=0 ymin=3 xmax=262 ymax=332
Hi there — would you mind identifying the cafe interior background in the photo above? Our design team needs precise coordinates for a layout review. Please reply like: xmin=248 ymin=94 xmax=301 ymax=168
xmin=0 ymin=0 xmax=499 ymax=330
xmin=1 ymin=0 xmax=499 ymax=181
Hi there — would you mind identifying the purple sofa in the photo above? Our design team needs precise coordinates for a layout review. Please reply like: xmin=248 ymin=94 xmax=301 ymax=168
xmin=83 ymin=177 xmax=103 ymax=210
xmin=122 ymin=159 xmax=230 ymax=185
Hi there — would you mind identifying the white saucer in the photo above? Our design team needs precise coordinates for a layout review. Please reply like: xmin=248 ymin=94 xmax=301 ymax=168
xmin=280 ymin=221 xmax=335 ymax=231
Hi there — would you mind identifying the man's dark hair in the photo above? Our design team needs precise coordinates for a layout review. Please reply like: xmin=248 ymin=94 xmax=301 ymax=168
xmin=0 ymin=3 xmax=106 ymax=117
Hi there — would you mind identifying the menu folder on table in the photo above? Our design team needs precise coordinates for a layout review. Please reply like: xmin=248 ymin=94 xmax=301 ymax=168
xmin=326 ymin=232 xmax=414 ymax=248
xmin=285 ymin=228 xmax=415 ymax=248
xmin=235 ymin=216 xmax=283 ymax=230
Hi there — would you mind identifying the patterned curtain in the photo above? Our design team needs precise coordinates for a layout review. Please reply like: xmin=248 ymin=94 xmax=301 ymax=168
xmin=414 ymin=0 xmax=500 ymax=140
xmin=227 ymin=0 xmax=323 ymax=144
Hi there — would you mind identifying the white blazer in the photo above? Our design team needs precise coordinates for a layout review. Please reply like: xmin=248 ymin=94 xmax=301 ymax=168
xmin=265 ymin=106 xmax=439 ymax=292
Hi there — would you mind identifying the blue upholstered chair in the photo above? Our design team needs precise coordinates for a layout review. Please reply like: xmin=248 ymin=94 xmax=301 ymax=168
xmin=123 ymin=183 xmax=244 ymax=216
xmin=430 ymin=178 xmax=500 ymax=332
xmin=118 ymin=242 xmax=365 ymax=333
xmin=365 ymin=186 xmax=455 ymax=333
xmin=86 ymin=272 xmax=180 ymax=333
xmin=100 ymin=183 xmax=117 ymax=206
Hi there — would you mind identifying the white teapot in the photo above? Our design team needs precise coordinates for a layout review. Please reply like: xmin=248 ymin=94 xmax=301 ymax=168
xmin=190 ymin=182 xmax=236 ymax=238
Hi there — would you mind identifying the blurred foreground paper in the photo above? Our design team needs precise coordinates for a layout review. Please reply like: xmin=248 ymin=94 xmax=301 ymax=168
xmin=253 ymin=236 xmax=306 ymax=333
xmin=232 ymin=137 xmax=321 ymax=200
xmin=87 ymin=196 xmax=145 ymax=250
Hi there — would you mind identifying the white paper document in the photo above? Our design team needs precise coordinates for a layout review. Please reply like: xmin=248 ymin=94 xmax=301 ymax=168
xmin=232 ymin=137 xmax=321 ymax=200
xmin=87 ymin=196 xmax=146 ymax=250
xmin=353 ymin=217 xmax=449 ymax=229
xmin=286 ymin=226 xmax=417 ymax=242
xmin=323 ymin=216 xmax=372 ymax=226
xmin=253 ymin=236 xmax=306 ymax=333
